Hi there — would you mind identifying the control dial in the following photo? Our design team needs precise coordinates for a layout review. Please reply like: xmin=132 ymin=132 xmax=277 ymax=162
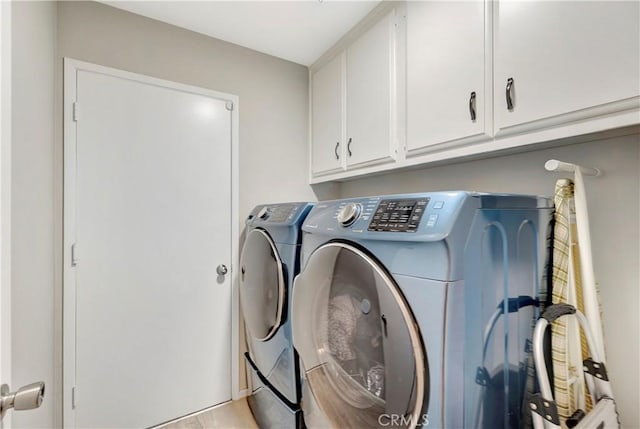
xmin=337 ymin=203 xmax=362 ymax=226
xmin=257 ymin=207 xmax=269 ymax=220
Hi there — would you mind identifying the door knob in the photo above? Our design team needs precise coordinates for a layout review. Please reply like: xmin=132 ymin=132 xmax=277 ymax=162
xmin=1 ymin=382 xmax=45 ymax=418
xmin=216 ymin=264 xmax=228 ymax=276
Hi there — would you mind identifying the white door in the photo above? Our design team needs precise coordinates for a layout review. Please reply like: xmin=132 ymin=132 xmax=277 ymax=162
xmin=406 ymin=1 xmax=488 ymax=153
xmin=345 ymin=10 xmax=397 ymax=168
xmin=311 ymin=52 xmax=345 ymax=177
xmin=64 ymin=60 xmax=235 ymax=428
xmin=494 ymin=0 xmax=640 ymax=132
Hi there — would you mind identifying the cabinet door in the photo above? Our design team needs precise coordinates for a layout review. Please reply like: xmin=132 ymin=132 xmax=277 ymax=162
xmin=346 ymin=10 xmax=397 ymax=168
xmin=407 ymin=1 xmax=488 ymax=153
xmin=311 ymin=53 xmax=344 ymax=176
xmin=495 ymin=1 xmax=640 ymax=133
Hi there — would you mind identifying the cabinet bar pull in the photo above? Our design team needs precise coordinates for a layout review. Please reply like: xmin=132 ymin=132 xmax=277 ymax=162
xmin=506 ymin=77 xmax=514 ymax=110
xmin=469 ymin=91 xmax=477 ymax=121
xmin=334 ymin=142 xmax=340 ymax=160
xmin=347 ymin=137 xmax=352 ymax=157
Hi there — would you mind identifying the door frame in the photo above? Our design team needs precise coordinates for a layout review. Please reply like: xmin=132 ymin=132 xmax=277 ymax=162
xmin=0 ymin=2 xmax=12 ymax=427
xmin=62 ymin=58 xmax=241 ymax=427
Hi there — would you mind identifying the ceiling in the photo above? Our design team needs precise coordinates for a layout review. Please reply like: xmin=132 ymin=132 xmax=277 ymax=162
xmin=101 ymin=1 xmax=380 ymax=66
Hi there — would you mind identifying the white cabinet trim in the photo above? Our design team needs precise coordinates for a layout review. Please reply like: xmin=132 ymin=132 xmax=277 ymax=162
xmin=310 ymin=113 xmax=640 ymax=184
xmin=494 ymin=96 xmax=640 ymax=140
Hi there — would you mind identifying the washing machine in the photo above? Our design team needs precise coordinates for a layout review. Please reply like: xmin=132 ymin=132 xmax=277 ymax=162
xmin=239 ymin=202 xmax=314 ymax=428
xmin=291 ymin=192 xmax=553 ymax=429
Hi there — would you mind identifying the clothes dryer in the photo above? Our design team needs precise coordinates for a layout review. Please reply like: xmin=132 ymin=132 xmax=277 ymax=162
xmin=291 ymin=192 xmax=553 ymax=429
xmin=240 ymin=202 xmax=314 ymax=428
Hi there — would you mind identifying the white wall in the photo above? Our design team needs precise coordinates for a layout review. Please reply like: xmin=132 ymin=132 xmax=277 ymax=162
xmin=0 ymin=4 xmax=13 ymax=428
xmin=11 ymin=2 xmax=56 ymax=428
xmin=339 ymin=134 xmax=640 ymax=428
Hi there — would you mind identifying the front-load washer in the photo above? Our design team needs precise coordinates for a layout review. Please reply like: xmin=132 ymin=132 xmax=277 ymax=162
xmin=239 ymin=202 xmax=314 ymax=428
xmin=291 ymin=192 xmax=553 ymax=429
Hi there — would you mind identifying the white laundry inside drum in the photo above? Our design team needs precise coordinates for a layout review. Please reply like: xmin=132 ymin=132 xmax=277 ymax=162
xmin=297 ymin=244 xmax=425 ymax=429
xmin=319 ymin=291 xmax=386 ymax=409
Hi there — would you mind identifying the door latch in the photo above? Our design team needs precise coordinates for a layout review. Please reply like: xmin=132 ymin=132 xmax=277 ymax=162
xmin=0 ymin=382 xmax=45 ymax=419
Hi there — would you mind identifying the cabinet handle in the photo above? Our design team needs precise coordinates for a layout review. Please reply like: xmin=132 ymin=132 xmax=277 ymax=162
xmin=347 ymin=137 xmax=352 ymax=157
xmin=469 ymin=91 xmax=477 ymax=121
xmin=334 ymin=142 xmax=340 ymax=160
xmin=506 ymin=77 xmax=514 ymax=110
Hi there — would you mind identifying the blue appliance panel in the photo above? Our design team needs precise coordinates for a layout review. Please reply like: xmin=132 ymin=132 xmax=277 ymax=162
xmin=292 ymin=192 xmax=552 ymax=429
xmin=245 ymin=242 xmax=298 ymax=402
xmin=245 ymin=353 xmax=303 ymax=427
xmin=246 ymin=202 xmax=313 ymax=245
xmin=464 ymin=206 xmax=552 ymax=429
xmin=240 ymin=202 xmax=313 ymax=429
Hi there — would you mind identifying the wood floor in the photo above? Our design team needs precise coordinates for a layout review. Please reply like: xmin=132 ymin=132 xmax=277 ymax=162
xmin=157 ymin=399 xmax=258 ymax=429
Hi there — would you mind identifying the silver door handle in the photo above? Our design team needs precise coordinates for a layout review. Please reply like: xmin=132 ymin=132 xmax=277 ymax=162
xmin=216 ymin=264 xmax=228 ymax=276
xmin=1 ymin=382 xmax=45 ymax=419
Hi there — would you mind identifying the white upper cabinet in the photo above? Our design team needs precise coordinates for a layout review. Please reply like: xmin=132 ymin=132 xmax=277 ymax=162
xmin=309 ymin=2 xmax=639 ymax=183
xmin=494 ymin=1 xmax=640 ymax=134
xmin=311 ymin=53 xmax=344 ymax=176
xmin=309 ymin=8 xmax=398 ymax=180
xmin=345 ymin=10 xmax=397 ymax=167
xmin=406 ymin=1 xmax=489 ymax=154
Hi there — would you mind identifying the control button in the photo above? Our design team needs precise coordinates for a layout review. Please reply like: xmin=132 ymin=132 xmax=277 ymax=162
xmin=433 ymin=201 xmax=445 ymax=209
xmin=337 ymin=202 xmax=362 ymax=227
xmin=257 ymin=207 xmax=269 ymax=220
xmin=426 ymin=214 xmax=438 ymax=227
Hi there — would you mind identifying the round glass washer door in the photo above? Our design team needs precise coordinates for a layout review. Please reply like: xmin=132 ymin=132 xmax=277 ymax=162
xmin=292 ymin=242 xmax=427 ymax=429
xmin=239 ymin=228 xmax=286 ymax=342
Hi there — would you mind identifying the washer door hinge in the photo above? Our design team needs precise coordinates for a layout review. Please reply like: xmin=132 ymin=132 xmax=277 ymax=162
xmin=72 ymin=102 xmax=79 ymax=122
xmin=71 ymin=243 xmax=78 ymax=266
xmin=71 ymin=386 xmax=77 ymax=409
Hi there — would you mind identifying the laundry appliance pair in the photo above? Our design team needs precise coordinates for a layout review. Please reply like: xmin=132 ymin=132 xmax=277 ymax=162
xmin=241 ymin=192 xmax=553 ymax=429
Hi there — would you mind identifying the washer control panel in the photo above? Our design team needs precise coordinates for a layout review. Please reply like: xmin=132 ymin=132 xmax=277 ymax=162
xmin=248 ymin=203 xmax=311 ymax=224
xmin=368 ymin=198 xmax=430 ymax=232
xmin=265 ymin=205 xmax=299 ymax=222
